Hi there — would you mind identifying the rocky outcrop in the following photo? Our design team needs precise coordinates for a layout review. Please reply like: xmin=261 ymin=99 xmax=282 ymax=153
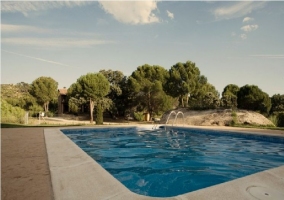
xmin=160 ymin=108 xmax=274 ymax=127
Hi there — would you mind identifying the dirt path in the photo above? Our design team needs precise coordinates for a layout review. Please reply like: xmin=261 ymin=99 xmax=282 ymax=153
xmin=1 ymin=128 xmax=53 ymax=200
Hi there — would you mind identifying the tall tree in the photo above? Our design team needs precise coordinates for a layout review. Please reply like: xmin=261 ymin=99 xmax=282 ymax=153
xmin=30 ymin=77 xmax=58 ymax=112
xmin=128 ymin=64 xmax=173 ymax=118
xmin=270 ymin=94 xmax=284 ymax=113
xmin=68 ymin=73 xmax=110 ymax=124
xmin=99 ymin=69 xmax=125 ymax=118
xmin=166 ymin=61 xmax=201 ymax=107
xmin=237 ymin=84 xmax=271 ymax=114
xmin=222 ymin=84 xmax=240 ymax=97
xmin=221 ymin=84 xmax=239 ymax=109
xmin=189 ymin=82 xmax=220 ymax=109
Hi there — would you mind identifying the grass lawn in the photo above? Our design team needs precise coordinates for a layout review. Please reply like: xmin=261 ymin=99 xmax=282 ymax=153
xmin=232 ymin=124 xmax=284 ymax=131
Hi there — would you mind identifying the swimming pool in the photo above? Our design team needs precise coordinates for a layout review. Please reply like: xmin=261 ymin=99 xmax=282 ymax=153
xmin=62 ymin=126 xmax=284 ymax=197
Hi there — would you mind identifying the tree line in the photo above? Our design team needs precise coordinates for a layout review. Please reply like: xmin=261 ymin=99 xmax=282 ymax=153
xmin=1 ymin=60 xmax=284 ymax=126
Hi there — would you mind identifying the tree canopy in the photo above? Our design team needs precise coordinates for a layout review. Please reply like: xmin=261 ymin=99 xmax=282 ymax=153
xmin=237 ymin=84 xmax=271 ymax=114
xmin=128 ymin=64 xmax=174 ymax=118
xmin=270 ymin=94 xmax=284 ymax=113
xmin=3 ymin=59 xmax=282 ymax=126
xmin=68 ymin=73 xmax=110 ymax=124
xmin=99 ymin=69 xmax=125 ymax=118
xmin=30 ymin=77 xmax=58 ymax=112
xmin=166 ymin=61 xmax=201 ymax=107
xmin=221 ymin=84 xmax=239 ymax=109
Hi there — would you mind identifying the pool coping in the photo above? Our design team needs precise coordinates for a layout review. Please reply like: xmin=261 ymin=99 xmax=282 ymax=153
xmin=44 ymin=125 xmax=284 ymax=200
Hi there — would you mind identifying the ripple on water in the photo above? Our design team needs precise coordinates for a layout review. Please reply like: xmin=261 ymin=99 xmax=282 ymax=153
xmin=63 ymin=127 xmax=284 ymax=197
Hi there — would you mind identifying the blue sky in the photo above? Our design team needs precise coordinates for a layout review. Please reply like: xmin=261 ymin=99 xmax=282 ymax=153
xmin=1 ymin=1 xmax=284 ymax=96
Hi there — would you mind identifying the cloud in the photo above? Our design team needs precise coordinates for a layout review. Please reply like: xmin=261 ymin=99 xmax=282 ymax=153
xmin=213 ymin=1 xmax=266 ymax=20
xmin=1 ymin=1 xmax=90 ymax=15
xmin=240 ymin=34 xmax=247 ymax=40
xmin=241 ymin=24 xmax=258 ymax=32
xmin=1 ymin=37 xmax=116 ymax=48
xmin=2 ymin=49 xmax=80 ymax=69
xmin=243 ymin=17 xmax=254 ymax=23
xmin=97 ymin=18 xmax=108 ymax=25
xmin=98 ymin=1 xmax=159 ymax=25
xmin=1 ymin=24 xmax=51 ymax=33
xmin=250 ymin=55 xmax=284 ymax=59
xmin=166 ymin=10 xmax=174 ymax=19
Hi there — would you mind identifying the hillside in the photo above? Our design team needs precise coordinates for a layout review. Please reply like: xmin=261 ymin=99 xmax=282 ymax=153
xmin=160 ymin=108 xmax=274 ymax=127
xmin=1 ymin=83 xmax=30 ymax=99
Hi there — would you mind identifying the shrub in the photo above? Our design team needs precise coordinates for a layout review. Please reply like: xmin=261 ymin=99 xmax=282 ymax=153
xmin=1 ymin=99 xmax=25 ymax=124
xmin=269 ymin=115 xmax=279 ymax=127
xmin=96 ymin=103 xmax=103 ymax=125
xmin=134 ymin=112 xmax=144 ymax=121
xmin=28 ymin=104 xmax=44 ymax=117
xmin=230 ymin=110 xmax=238 ymax=126
xmin=277 ymin=112 xmax=284 ymax=127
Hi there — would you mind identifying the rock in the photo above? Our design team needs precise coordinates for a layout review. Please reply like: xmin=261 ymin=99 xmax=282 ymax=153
xmin=160 ymin=108 xmax=274 ymax=127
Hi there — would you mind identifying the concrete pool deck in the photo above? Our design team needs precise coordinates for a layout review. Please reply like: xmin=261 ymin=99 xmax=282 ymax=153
xmin=1 ymin=125 xmax=284 ymax=200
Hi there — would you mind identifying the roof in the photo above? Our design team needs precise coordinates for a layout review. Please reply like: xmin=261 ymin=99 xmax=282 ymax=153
xmin=58 ymin=88 xmax=67 ymax=95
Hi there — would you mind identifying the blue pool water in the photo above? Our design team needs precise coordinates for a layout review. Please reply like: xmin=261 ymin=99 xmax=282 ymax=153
xmin=62 ymin=127 xmax=284 ymax=197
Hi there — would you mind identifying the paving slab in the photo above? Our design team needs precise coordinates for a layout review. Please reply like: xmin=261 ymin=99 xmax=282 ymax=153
xmin=1 ymin=128 xmax=54 ymax=200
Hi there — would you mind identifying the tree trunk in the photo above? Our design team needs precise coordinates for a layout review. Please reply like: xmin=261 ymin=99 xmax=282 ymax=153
xmin=147 ymin=92 xmax=151 ymax=116
xmin=44 ymin=102 xmax=49 ymax=112
xmin=186 ymin=94 xmax=189 ymax=107
xmin=89 ymin=99 xmax=94 ymax=123
xmin=181 ymin=96 xmax=184 ymax=107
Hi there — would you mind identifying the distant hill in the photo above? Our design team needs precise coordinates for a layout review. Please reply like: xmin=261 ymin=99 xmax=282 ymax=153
xmin=1 ymin=83 xmax=30 ymax=99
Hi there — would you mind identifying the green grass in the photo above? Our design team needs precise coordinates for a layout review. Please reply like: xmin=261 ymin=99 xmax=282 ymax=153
xmin=231 ymin=124 xmax=284 ymax=131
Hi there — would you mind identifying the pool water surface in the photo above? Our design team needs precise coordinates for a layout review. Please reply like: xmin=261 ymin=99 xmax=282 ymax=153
xmin=62 ymin=127 xmax=284 ymax=197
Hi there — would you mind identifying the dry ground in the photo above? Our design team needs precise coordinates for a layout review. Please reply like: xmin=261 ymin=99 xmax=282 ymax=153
xmin=1 ymin=128 xmax=53 ymax=200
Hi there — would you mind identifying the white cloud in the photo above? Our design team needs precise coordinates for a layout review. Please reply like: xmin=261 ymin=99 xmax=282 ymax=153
xmin=2 ymin=49 xmax=80 ymax=69
xmin=231 ymin=32 xmax=236 ymax=37
xmin=214 ymin=1 xmax=266 ymax=20
xmin=1 ymin=1 xmax=90 ymax=15
xmin=243 ymin=17 xmax=254 ymax=23
xmin=241 ymin=24 xmax=259 ymax=32
xmin=1 ymin=24 xmax=51 ymax=33
xmin=240 ymin=34 xmax=247 ymax=40
xmin=250 ymin=55 xmax=284 ymax=59
xmin=99 ymin=1 xmax=160 ymax=25
xmin=1 ymin=37 xmax=116 ymax=48
xmin=166 ymin=10 xmax=174 ymax=19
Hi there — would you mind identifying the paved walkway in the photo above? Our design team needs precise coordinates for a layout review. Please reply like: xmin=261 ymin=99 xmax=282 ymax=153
xmin=1 ymin=128 xmax=54 ymax=200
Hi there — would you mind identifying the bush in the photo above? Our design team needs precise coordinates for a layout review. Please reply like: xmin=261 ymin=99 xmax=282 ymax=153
xmin=269 ymin=115 xmax=279 ymax=127
xmin=230 ymin=110 xmax=238 ymax=126
xmin=28 ymin=104 xmax=44 ymax=117
xmin=134 ymin=112 xmax=144 ymax=121
xmin=45 ymin=111 xmax=54 ymax=117
xmin=1 ymin=99 xmax=26 ymax=124
xmin=277 ymin=112 xmax=284 ymax=127
xmin=96 ymin=103 xmax=103 ymax=125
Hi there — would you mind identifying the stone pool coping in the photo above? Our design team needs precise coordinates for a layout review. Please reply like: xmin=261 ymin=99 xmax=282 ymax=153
xmin=44 ymin=125 xmax=284 ymax=200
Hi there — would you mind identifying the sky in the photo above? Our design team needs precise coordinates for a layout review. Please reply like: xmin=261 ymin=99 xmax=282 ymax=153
xmin=1 ymin=0 xmax=284 ymax=96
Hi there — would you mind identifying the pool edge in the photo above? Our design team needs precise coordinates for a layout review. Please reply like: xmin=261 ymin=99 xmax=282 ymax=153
xmin=44 ymin=126 xmax=284 ymax=200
